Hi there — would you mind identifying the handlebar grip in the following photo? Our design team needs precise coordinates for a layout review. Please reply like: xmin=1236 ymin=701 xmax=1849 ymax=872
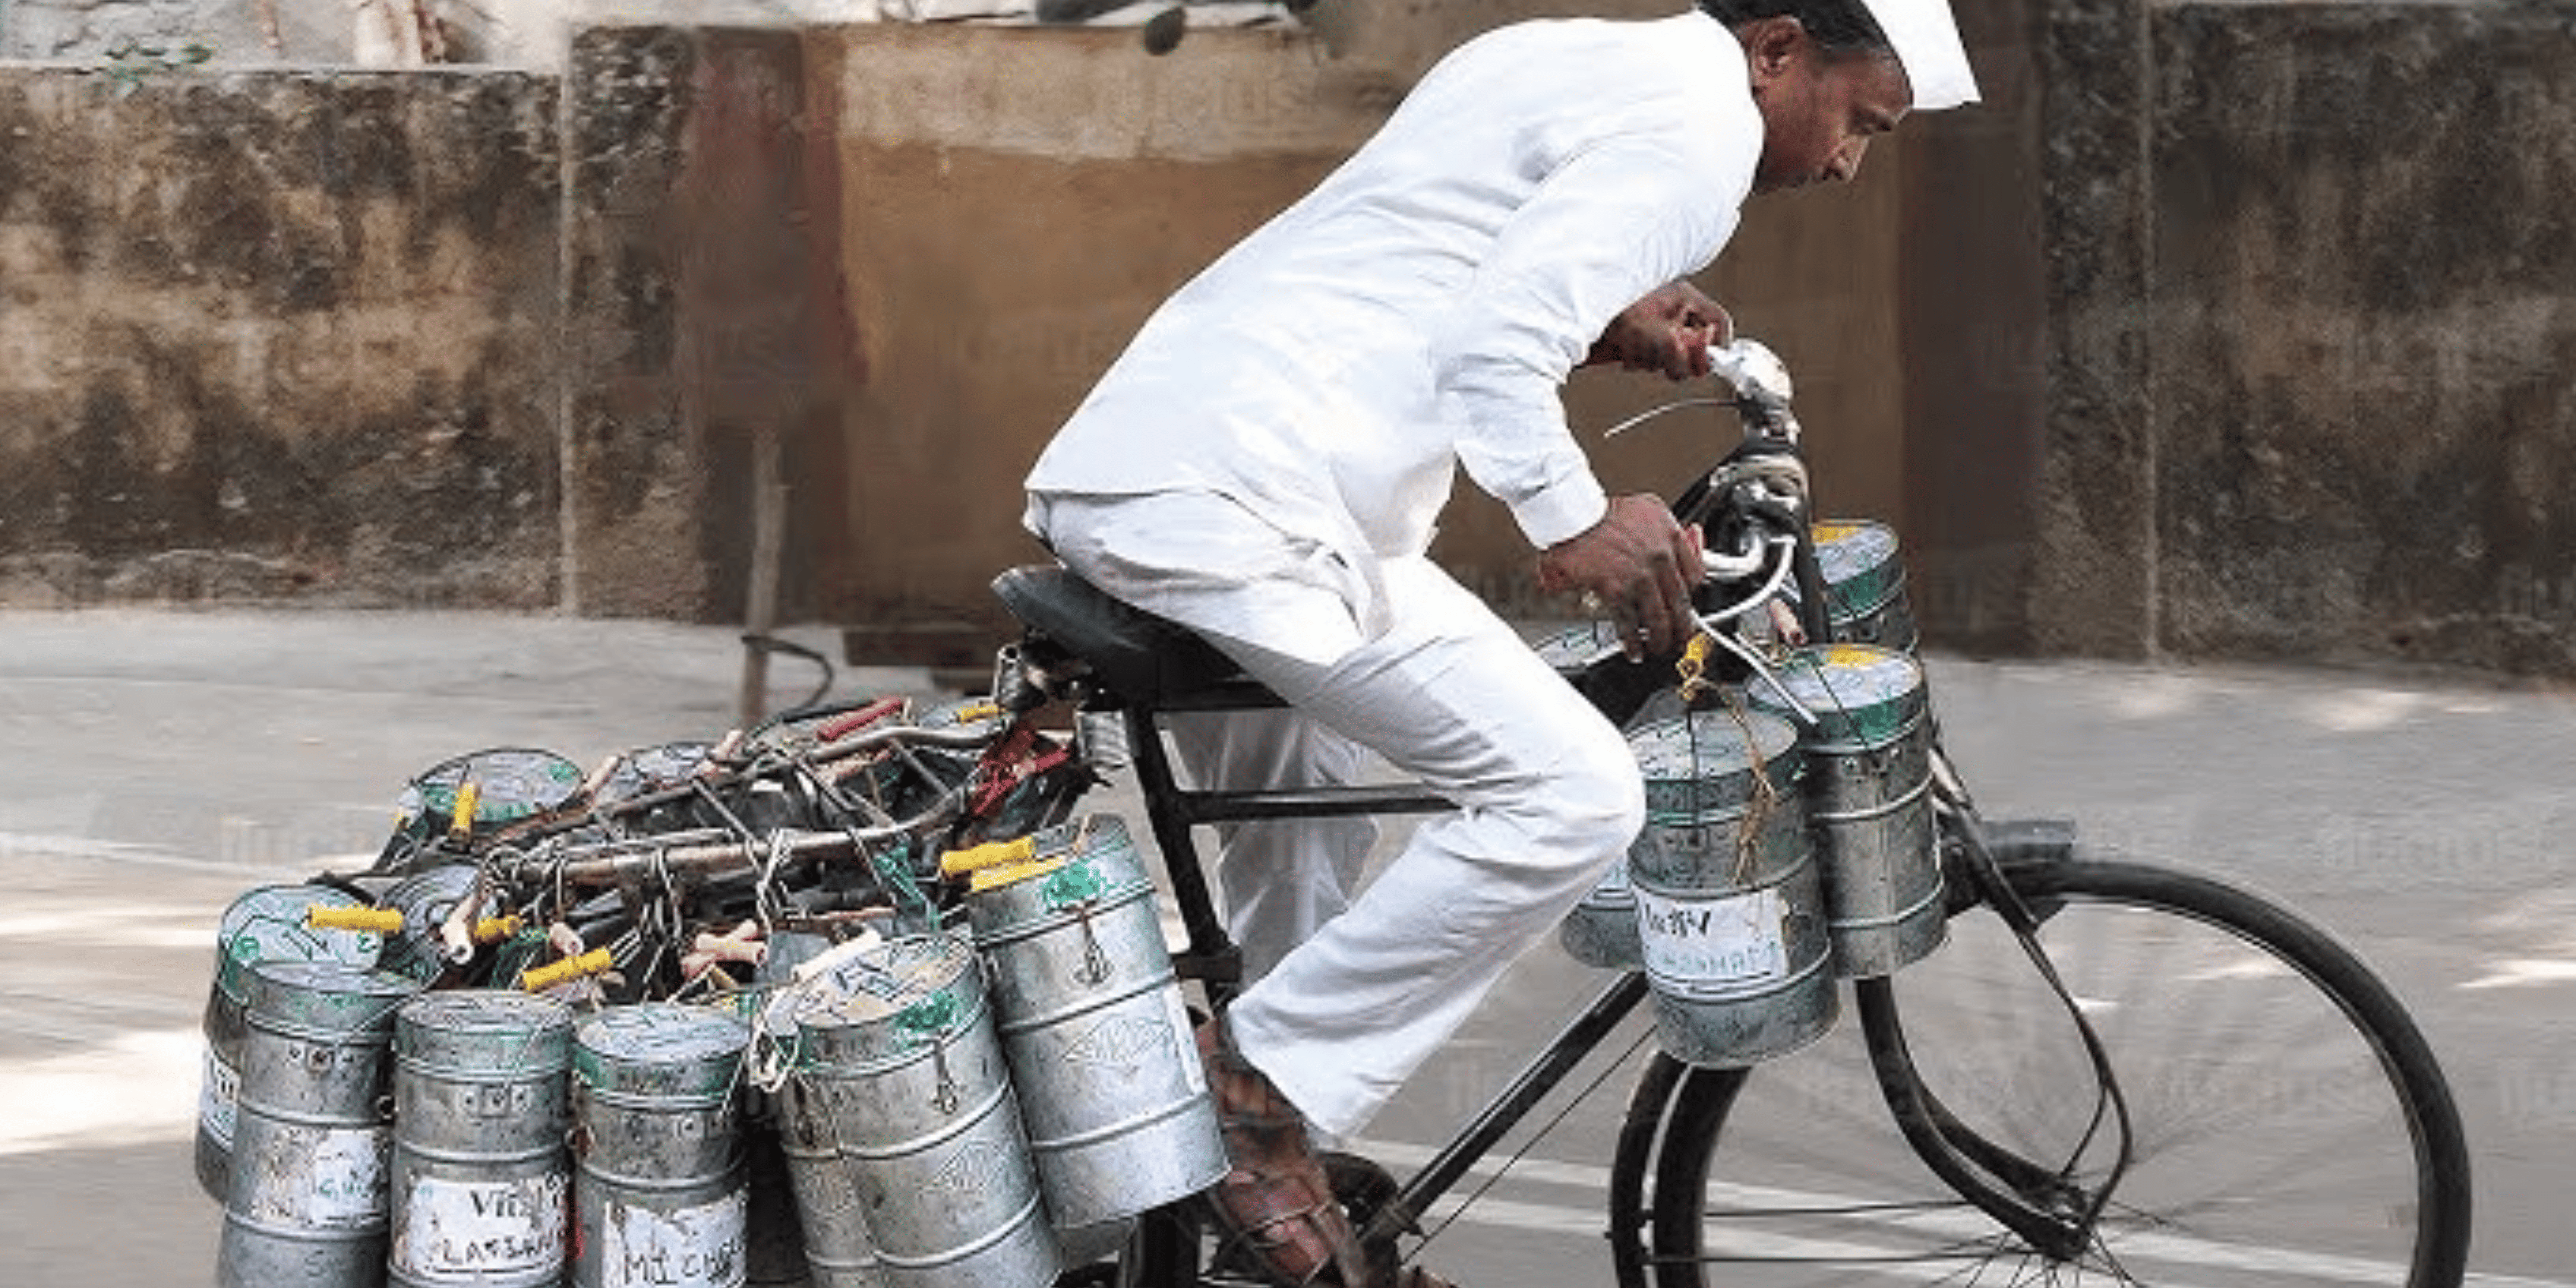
xmin=940 ymin=835 xmax=1038 ymax=879
xmin=308 ymin=905 xmax=404 ymax=934
xmin=520 ymin=947 xmax=616 ymax=992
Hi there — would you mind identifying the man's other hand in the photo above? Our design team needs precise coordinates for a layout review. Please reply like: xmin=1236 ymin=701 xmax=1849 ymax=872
xmin=1535 ymin=495 xmax=1706 ymax=661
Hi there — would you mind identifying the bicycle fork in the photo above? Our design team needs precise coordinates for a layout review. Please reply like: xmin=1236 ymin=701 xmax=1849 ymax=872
xmin=1863 ymin=811 xmax=2114 ymax=1263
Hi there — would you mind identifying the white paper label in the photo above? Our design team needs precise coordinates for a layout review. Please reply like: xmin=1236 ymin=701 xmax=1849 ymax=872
xmin=396 ymin=1172 xmax=567 ymax=1279
xmin=1633 ymin=886 xmax=1790 ymax=995
xmin=601 ymin=1190 xmax=748 ymax=1288
xmin=241 ymin=1124 xmax=389 ymax=1228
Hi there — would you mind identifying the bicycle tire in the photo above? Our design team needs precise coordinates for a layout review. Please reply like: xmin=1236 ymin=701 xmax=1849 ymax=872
xmin=1641 ymin=853 xmax=2472 ymax=1287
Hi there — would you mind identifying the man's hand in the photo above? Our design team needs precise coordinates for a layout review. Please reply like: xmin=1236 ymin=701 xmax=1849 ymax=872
xmin=1582 ymin=280 xmax=1734 ymax=381
xmin=1535 ymin=495 xmax=1707 ymax=661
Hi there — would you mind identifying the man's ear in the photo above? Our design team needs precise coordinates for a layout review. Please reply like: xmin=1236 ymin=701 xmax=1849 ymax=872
xmin=1741 ymin=16 xmax=1812 ymax=91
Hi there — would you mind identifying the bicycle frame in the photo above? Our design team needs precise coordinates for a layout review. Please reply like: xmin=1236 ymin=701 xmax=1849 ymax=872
xmin=1066 ymin=664 xmax=1650 ymax=1246
xmin=1031 ymin=536 xmax=2118 ymax=1284
xmin=992 ymin=348 xmax=2146 ymax=1281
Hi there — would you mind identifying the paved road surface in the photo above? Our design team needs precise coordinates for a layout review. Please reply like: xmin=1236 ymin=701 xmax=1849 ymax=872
xmin=0 ymin=609 xmax=2568 ymax=1284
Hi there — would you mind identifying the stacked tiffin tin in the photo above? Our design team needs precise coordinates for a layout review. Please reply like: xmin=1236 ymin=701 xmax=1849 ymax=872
xmin=761 ymin=815 xmax=1228 ymax=1288
xmin=197 ymin=812 xmax=1225 ymax=1288
xmin=1548 ymin=517 xmax=1949 ymax=1070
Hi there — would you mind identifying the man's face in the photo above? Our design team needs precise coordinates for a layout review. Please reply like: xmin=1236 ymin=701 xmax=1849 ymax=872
xmin=1745 ymin=22 xmax=1913 ymax=195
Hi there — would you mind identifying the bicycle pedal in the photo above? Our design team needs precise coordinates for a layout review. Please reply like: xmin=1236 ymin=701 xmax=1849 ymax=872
xmin=1318 ymin=1150 xmax=1418 ymax=1237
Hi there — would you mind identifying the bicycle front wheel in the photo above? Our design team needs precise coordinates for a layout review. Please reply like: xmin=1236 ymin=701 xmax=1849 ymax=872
xmin=1644 ymin=854 xmax=2471 ymax=1287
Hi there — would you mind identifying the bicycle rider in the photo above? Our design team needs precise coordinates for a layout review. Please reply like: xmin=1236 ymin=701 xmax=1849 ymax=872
xmin=1022 ymin=4 xmax=1980 ymax=1284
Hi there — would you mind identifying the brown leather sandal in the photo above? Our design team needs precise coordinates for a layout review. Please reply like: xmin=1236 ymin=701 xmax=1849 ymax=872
xmin=1196 ymin=1015 xmax=1374 ymax=1287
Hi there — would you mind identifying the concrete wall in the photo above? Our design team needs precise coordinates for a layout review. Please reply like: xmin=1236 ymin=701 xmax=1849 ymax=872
xmin=0 ymin=0 xmax=876 ymax=66
xmin=817 ymin=22 xmax=1381 ymax=663
xmin=804 ymin=10 xmax=1916 ymax=670
xmin=2026 ymin=0 xmax=2576 ymax=675
xmin=557 ymin=26 xmax=853 ymax=620
xmin=0 ymin=67 xmax=562 ymax=606
xmin=9 ymin=0 xmax=2567 ymax=679
xmin=0 ymin=3 xmax=1900 ymax=659
xmin=0 ymin=0 xmax=1318 ymax=71
xmin=809 ymin=7 xmax=1914 ymax=663
xmin=1891 ymin=0 xmax=2051 ymax=654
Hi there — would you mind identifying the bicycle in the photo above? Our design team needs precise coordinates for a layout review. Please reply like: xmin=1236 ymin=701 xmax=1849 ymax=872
xmin=337 ymin=341 xmax=2470 ymax=1288
xmin=984 ymin=340 xmax=2474 ymax=1287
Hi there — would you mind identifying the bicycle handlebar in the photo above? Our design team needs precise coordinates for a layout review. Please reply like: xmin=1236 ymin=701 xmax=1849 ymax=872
xmin=1560 ymin=337 xmax=1817 ymax=670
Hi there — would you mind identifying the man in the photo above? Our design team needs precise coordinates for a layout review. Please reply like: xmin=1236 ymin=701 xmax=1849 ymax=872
xmin=1022 ymin=3 xmax=1977 ymax=1283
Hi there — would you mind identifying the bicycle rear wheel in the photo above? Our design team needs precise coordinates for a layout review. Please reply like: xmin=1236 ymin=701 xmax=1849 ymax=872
xmin=1644 ymin=854 xmax=2471 ymax=1287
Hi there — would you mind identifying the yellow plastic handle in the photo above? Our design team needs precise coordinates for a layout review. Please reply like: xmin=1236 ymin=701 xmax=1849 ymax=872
xmin=307 ymin=905 xmax=404 ymax=934
xmin=471 ymin=915 xmax=523 ymax=945
xmin=1681 ymin=632 xmax=1716 ymax=674
xmin=520 ymin=947 xmax=615 ymax=992
xmin=939 ymin=835 xmax=1037 ymax=880
xmin=448 ymin=782 xmax=481 ymax=835
xmin=969 ymin=855 xmax=1068 ymax=894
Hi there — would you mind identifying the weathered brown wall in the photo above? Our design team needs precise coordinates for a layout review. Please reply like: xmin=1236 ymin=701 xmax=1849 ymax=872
xmin=559 ymin=25 xmax=852 ymax=620
xmin=2149 ymin=2 xmax=2576 ymax=675
xmin=0 ymin=67 xmax=562 ymax=606
xmin=0 ymin=7 xmax=1915 ymax=642
xmin=818 ymin=23 xmax=1379 ymax=664
xmin=813 ymin=11 xmax=1914 ymax=659
xmin=2023 ymin=0 xmax=2576 ymax=675
xmin=1896 ymin=0 xmax=2051 ymax=654
xmin=18 ymin=3 xmax=2561 ymax=678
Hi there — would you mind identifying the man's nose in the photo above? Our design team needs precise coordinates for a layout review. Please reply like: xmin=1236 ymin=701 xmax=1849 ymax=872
xmin=1827 ymin=136 xmax=1870 ymax=183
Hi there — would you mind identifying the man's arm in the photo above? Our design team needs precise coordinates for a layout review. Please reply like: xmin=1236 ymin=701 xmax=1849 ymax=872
xmin=1429 ymin=133 xmax=1754 ymax=551
xmin=1429 ymin=132 xmax=1756 ymax=657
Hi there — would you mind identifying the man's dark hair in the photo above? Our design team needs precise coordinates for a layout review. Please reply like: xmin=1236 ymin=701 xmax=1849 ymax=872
xmin=1696 ymin=0 xmax=1893 ymax=57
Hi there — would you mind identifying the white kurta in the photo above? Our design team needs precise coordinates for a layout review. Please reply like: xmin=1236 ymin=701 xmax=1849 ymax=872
xmin=1026 ymin=10 xmax=1762 ymax=662
xmin=1023 ymin=11 xmax=1768 ymax=1139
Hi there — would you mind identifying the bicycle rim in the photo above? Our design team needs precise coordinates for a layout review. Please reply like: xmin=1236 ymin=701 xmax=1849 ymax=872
xmin=1646 ymin=855 xmax=2471 ymax=1287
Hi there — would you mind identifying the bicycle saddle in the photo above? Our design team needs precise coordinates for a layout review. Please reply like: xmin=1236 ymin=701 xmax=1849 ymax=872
xmin=991 ymin=565 xmax=1253 ymax=706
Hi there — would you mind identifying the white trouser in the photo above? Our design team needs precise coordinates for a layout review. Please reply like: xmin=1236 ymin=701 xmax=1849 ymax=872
xmin=1167 ymin=708 xmax=1383 ymax=989
xmin=1038 ymin=493 xmax=1645 ymax=1139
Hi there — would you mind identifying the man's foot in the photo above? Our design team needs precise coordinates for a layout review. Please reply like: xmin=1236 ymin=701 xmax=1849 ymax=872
xmin=1196 ymin=1014 xmax=1371 ymax=1286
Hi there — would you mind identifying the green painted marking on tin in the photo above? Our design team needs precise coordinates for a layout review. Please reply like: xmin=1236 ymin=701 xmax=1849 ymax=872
xmin=895 ymin=992 xmax=959 ymax=1044
xmin=1042 ymin=858 xmax=1108 ymax=911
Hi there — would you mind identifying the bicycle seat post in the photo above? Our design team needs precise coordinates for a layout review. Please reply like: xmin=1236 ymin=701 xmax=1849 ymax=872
xmin=1114 ymin=698 xmax=1247 ymax=1006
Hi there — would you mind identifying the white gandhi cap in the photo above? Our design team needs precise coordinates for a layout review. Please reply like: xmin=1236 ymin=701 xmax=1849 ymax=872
xmin=1857 ymin=0 xmax=1980 ymax=110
